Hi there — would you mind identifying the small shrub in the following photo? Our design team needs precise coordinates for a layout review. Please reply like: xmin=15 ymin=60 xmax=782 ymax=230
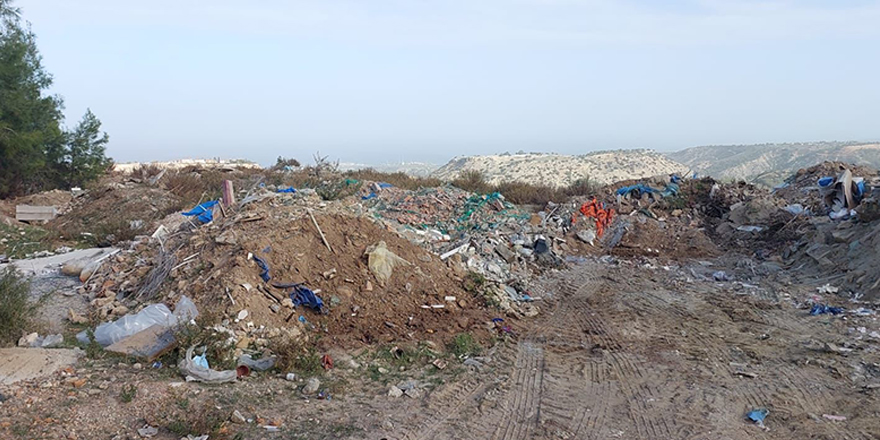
xmin=273 ymin=337 xmax=322 ymax=376
xmin=120 ymin=384 xmax=137 ymax=403
xmin=0 ymin=268 xmax=37 ymax=347
xmin=448 ymin=333 xmax=481 ymax=358
xmin=451 ymin=170 xmax=492 ymax=194
xmin=344 ymin=169 xmax=443 ymax=190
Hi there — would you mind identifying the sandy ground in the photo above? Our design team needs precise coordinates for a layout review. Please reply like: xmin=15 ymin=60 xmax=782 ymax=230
xmin=1 ymin=255 xmax=879 ymax=439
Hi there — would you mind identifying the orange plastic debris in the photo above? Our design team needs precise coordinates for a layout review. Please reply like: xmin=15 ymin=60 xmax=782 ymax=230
xmin=575 ymin=198 xmax=615 ymax=238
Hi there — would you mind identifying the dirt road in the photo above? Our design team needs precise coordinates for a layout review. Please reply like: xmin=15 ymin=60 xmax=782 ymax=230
xmin=388 ymin=260 xmax=880 ymax=440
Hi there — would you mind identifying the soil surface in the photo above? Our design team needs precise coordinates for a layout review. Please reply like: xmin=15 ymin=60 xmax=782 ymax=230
xmin=3 ymin=254 xmax=878 ymax=439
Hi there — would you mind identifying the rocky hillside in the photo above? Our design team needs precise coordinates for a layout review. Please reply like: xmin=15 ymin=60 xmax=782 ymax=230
xmin=432 ymin=150 xmax=688 ymax=187
xmin=668 ymin=141 xmax=880 ymax=186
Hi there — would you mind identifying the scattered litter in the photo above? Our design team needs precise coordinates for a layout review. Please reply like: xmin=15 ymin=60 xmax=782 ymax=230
xmin=181 ymin=200 xmax=219 ymax=224
xmin=713 ymin=271 xmax=732 ymax=282
xmin=76 ymin=296 xmax=197 ymax=347
xmin=822 ymin=414 xmax=847 ymax=422
xmin=137 ymin=425 xmax=158 ymax=438
xmin=747 ymin=408 xmax=769 ymax=427
xmin=179 ymin=346 xmax=237 ymax=383
xmin=810 ymin=304 xmax=844 ymax=316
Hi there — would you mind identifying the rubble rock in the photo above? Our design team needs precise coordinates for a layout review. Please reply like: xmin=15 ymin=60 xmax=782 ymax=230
xmin=387 ymin=386 xmax=403 ymax=398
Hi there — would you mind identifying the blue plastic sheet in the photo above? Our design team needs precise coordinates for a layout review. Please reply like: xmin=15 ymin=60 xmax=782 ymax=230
xmin=253 ymin=255 xmax=270 ymax=282
xmin=277 ymin=187 xmax=297 ymax=193
xmin=810 ymin=304 xmax=844 ymax=316
xmin=616 ymin=183 xmax=659 ymax=198
xmin=377 ymin=182 xmax=393 ymax=189
xmin=182 ymin=200 xmax=219 ymax=224
xmin=747 ymin=408 xmax=768 ymax=423
xmin=362 ymin=192 xmax=377 ymax=200
xmin=818 ymin=177 xmax=834 ymax=187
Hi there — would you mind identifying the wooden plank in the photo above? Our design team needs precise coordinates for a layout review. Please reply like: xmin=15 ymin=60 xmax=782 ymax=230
xmin=15 ymin=205 xmax=57 ymax=222
xmin=105 ymin=325 xmax=176 ymax=362
xmin=221 ymin=180 xmax=235 ymax=208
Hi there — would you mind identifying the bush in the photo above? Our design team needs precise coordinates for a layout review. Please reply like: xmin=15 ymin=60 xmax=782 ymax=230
xmin=448 ymin=332 xmax=481 ymax=358
xmin=344 ymin=168 xmax=443 ymax=190
xmin=450 ymin=171 xmax=600 ymax=206
xmin=273 ymin=337 xmax=322 ymax=377
xmin=0 ymin=267 xmax=36 ymax=346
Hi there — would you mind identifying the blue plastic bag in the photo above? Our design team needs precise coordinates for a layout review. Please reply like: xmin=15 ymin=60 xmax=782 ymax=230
xmin=182 ymin=200 xmax=219 ymax=224
xmin=277 ymin=187 xmax=297 ymax=193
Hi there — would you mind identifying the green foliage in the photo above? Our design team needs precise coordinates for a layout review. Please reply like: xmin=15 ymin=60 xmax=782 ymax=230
xmin=448 ymin=333 xmax=482 ymax=358
xmin=0 ymin=1 xmax=110 ymax=197
xmin=119 ymin=384 xmax=137 ymax=403
xmin=50 ymin=109 xmax=112 ymax=188
xmin=273 ymin=337 xmax=322 ymax=377
xmin=0 ymin=267 xmax=36 ymax=346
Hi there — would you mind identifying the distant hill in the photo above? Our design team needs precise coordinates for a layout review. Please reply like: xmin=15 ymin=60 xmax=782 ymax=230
xmin=338 ymin=162 xmax=439 ymax=177
xmin=431 ymin=150 xmax=688 ymax=187
xmin=667 ymin=141 xmax=880 ymax=186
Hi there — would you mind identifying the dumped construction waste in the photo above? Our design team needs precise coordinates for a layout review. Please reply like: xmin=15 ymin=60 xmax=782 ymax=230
xmin=2 ymin=161 xmax=880 ymax=439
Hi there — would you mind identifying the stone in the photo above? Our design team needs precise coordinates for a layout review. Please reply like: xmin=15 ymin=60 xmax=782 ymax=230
xmin=17 ymin=332 xmax=38 ymax=347
xmin=387 ymin=386 xmax=403 ymax=398
xmin=365 ymin=281 xmax=373 ymax=292
xmin=281 ymin=298 xmax=294 ymax=309
xmin=303 ymin=377 xmax=321 ymax=394
xmin=132 ymin=363 xmax=143 ymax=370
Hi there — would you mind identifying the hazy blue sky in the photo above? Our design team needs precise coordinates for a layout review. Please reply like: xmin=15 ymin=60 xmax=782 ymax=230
xmin=21 ymin=0 xmax=880 ymax=165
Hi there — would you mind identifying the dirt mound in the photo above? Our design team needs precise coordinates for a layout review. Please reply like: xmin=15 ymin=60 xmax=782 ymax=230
xmin=205 ymin=213 xmax=492 ymax=348
xmin=0 ymin=189 xmax=74 ymax=219
xmin=48 ymin=181 xmax=182 ymax=245
xmin=87 ymin=201 xmax=494 ymax=350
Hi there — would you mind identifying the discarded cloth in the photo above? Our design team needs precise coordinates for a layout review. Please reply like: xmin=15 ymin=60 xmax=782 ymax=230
xmin=253 ymin=255 xmax=271 ymax=282
xmin=576 ymin=198 xmax=615 ymax=238
xmin=276 ymin=187 xmax=297 ymax=193
xmin=810 ymin=304 xmax=844 ymax=316
xmin=274 ymin=282 xmax=324 ymax=311
xmin=182 ymin=200 xmax=219 ymax=224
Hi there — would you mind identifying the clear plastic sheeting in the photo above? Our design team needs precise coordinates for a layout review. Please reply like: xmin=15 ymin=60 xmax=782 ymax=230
xmin=76 ymin=296 xmax=198 ymax=346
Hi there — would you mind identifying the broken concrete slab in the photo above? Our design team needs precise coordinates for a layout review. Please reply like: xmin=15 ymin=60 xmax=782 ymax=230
xmin=0 ymin=247 xmax=118 ymax=277
xmin=15 ymin=205 xmax=57 ymax=222
xmin=0 ymin=347 xmax=81 ymax=385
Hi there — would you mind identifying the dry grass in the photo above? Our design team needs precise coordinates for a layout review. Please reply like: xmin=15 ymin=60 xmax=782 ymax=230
xmin=452 ymin=171 xmax=600 ymax=205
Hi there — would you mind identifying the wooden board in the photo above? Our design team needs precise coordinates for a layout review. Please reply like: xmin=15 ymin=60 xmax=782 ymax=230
xmin=105 ymin=325 xmax=176 ymax=362
xmin=15 ymin=205 xmax=57 ymax=222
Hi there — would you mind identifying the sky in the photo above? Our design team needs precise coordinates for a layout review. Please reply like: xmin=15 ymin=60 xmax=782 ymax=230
xmin=19 ymin=0 xmax=880 ymax=166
